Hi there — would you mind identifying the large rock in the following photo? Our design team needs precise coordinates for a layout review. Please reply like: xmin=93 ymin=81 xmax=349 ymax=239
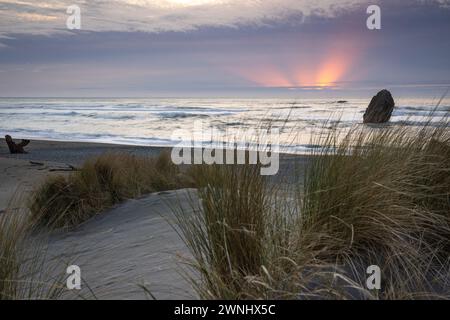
xmin=363 ymin=90 xmax=395 ymax=123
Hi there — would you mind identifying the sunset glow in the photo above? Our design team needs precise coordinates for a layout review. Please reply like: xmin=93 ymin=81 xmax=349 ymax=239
xmin=240 ymin=55 xmax=351 ymax=88
xmin=237 ymin=38 xmax=358 ymax=88
xmin=315 ymin=56 xmax=349 ymax=87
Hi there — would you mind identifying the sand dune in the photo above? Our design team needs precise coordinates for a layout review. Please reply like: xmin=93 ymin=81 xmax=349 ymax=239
xmin=1 ymin=139 xmax=306 ymax=299
xmin=36 ymin=189 xmax=198 ymax=300
xmin=0 ymin=141 xmax=197 ymax=299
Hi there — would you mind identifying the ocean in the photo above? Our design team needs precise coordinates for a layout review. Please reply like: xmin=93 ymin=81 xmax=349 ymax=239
xmin=0 ymin=97 xmax=448 ymax=154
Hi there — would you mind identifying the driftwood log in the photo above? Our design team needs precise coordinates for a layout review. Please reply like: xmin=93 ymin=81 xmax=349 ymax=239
xmin=5 ymin=135 xmax=30 ymax=154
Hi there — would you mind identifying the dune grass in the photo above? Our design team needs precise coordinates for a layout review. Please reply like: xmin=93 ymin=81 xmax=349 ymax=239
xmin=0 ymin=200 xmax=26 ymax=299
xmin=0 ymin=193 xmax=65 ymax=300
xmin=178 ymin=163 xmax=270 ymax=299
xmin=174 ymin=120 xmax=450 ymax=299
xmin=29 ymin=150 xmax=192 ymax=229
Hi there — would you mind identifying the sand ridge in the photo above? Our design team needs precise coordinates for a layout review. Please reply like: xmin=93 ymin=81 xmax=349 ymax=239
xmin=41 ymin=189 xmax=198 ymax=300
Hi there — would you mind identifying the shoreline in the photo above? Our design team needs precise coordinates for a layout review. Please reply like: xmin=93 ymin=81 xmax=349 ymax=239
xmin=0 ymin=137 xmax=312 ymax=165
xmin=0 ymin=138 xmax=170 ymax=165
xmin=0 ymin=138 xmax=311 ymax=212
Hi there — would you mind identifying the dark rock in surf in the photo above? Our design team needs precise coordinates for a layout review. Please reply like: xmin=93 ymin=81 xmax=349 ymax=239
xmin=363 ymin=90 xmax=395 ymax=123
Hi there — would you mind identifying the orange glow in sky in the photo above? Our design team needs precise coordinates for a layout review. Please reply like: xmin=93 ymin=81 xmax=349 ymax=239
xmin=237 ymin=38 xmax=359 ymax=88
xmin=314 ymin=55 xmax=349 ymax=87
xmin=238 ymin=54 xmax=352 ymax=88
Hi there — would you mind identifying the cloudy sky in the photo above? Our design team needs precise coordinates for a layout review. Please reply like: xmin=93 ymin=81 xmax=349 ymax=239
xmin=0 ymin=0 xmax=449 ymax=97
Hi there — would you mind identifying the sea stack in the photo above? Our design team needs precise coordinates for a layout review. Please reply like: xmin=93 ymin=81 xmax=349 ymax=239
xmin=363 ymin=89 xmax=395 ymax=124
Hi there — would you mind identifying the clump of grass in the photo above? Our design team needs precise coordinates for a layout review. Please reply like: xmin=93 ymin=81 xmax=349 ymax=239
xmin=0 ymin=202 xmax=26 ymax=299
xmin=1 ymin=193 xmax=65 ymax=300
xmin=30 ymin=151 xmax=190 ymax=229
xmin=175 ymin=120 xmax=450 ymax=299
xmin=295 ymin=123 xmax=450 ymax=298
xmin=177 ymin=162 xmax=270 ymax=298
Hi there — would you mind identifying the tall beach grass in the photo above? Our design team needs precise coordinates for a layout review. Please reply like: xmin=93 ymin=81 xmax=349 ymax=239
xmin=0 ymin=193 xmax=65 ymax=300
xmin=29 ymin=150 xmax=192 ymax=229
xmin=174 ymin=119 xmax=450 ymax=299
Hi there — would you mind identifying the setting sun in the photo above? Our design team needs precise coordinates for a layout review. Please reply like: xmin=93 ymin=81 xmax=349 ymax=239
xmin=315 ymin=57 xmax=348 ymax=87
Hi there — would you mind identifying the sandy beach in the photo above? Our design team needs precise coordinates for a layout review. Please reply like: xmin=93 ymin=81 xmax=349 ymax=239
xmin=0 ymin=139 xmax=196 ymax=299
xmin=41 ymin=188 xmax=198 ymax=300
xmin=0 ymin=138 xmax=307 ymax=210
xmin=0 ymin=139 xmax=167 ymax=210
xmin=0 ymin=138 xmax=309 ymax=299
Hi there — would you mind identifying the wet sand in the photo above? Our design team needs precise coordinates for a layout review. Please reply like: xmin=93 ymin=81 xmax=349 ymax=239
xmin=0 ymin=138 xmax=167 ymax=166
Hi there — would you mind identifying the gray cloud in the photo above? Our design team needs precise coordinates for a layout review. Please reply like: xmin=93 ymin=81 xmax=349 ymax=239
xmin=1 ymin=0 xmax=373 ymax=36
xmin=2 ymin=0 xmax=449 ymax=37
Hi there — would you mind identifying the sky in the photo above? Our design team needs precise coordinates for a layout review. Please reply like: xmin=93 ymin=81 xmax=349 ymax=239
xmin=0 ymin=0 xmax=449 ymax=98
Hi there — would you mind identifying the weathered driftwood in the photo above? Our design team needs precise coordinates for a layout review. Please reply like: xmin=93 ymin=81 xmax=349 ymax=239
xmin=5 ymin=135 xmax=30 ymax=154
xmin=30 ymin=161 xmax=44 ymax=166
xmin=49 ymin=165 xmax=79 ymax=172
xmin=28 ymin=160 xmax=79 ymax=172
